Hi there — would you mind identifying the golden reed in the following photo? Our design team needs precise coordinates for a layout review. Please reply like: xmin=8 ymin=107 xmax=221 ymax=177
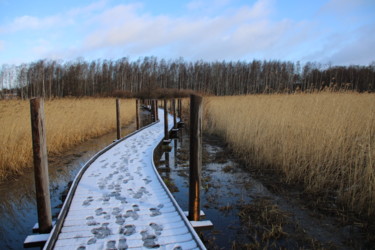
xmin=204 ymin=93 xmax=375 ymax=215
xmin=0 ymin=98 xmax=135 ymax=180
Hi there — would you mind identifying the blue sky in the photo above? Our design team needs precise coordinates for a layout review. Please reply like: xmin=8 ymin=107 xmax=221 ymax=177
xmin=0 ymin=0 xmax=374 ymax=66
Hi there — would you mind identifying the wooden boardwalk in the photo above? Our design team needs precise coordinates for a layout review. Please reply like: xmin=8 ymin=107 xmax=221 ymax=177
xmin=43 ymin=109 xmax=206 ymax=250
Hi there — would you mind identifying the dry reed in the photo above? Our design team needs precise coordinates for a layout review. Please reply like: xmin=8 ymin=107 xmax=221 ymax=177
xmin=0 ymin=98 xmax=136 ymax=181
xmin=203 ymin=93 xmax=375 ymax=215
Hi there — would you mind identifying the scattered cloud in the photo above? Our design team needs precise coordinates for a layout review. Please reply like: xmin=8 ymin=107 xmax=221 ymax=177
xmin=67 ymin=0 xmax=109 ymax=16
xmin=0 ymin=0 xmax=373 ymax=65
xmin=0 ymin=15 xmax=63 ymax=33
xmin=80 ymin=0 xmax=295 ymax=61
xmin=323 ymin=24 xmax=375 ymax=65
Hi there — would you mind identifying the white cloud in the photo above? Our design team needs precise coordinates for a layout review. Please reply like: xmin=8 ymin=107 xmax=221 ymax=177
xmin=79 ymin=0 xmax=292 ymax=61
xmin=1 ymin=15 xmax=63 ymax=33
xmin=67 ymin=0 xmax=109 ymax=16
xmin=2 ymin=0 xmax=372 ymax=65
xmin=322 ymin=24 xmax=375 ymax=65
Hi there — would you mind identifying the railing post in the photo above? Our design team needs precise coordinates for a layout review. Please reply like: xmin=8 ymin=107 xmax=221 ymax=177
xmin=155 ymin=100 xmax=159 ymax=121
xmin=164 ymin=99 xmax=169 ymax=142
xmin=30 ymin=98 xmax=52 ymax=233
xmin=188 ymin=94 xmax=202 ymax=221
xmin=152 ymin=99 xmax=158 ymax=122
xmin=172 ymin=99 xmax=177 ymax=129
xmin=178 ymin=98 xmax=182 ymax=120
xmin=136 ymin=99 xmax=140 ymax=130
xmin=116 ymin=98 xmax=121 ymax=139
xmin=178 ymin=98 xmax=184 ymax=128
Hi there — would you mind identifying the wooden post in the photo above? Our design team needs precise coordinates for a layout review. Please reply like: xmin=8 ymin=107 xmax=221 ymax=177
xmin=178 ymin=98 xmax=184 ymax=128
xmin=164 ymin=99 xmax=169 ymax=141
xmin=155 ymin=100 xmax=159 ymax=121
xmin=178 ymin=98 xmax=182 ymax=119
xmin=188 ymin=94 xmax=202 ymax=221
xmin=153 ymin=100 xmax=158 ymax=122
xmin=172 ymin=99 xmax=177 ymax=129
xmin=136 ymin=99 xmax=140 ymax=130
xmin=30 ymin=98 xmax=52 ymax=233
xmin=116 ymin=99 xmax=121 ymax=139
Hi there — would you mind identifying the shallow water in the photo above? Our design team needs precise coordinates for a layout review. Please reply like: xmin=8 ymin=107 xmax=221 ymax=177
xmin=0 ymin=110 xmax=151 ymax=249
xmin=154 ymin=129 xmax=360 ymax=249
xmin=154 ymin=129 xmax=274 ymax=248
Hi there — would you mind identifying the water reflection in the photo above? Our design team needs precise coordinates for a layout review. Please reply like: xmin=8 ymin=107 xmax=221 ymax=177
xmin=154 ymin=128 xmax=269 ymax=249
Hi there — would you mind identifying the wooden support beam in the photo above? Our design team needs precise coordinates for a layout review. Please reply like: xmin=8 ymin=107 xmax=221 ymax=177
xmin=190 ymin=220 xmax=214 ymax=230
xmin=30 ymin=98 xmax=52 ymax=234
xmin=188 ymin=94 xmax=202 ymax=221
xmin=24 ymin=234 xmax=50 ymax=248
xmin=116 ymin=98 xmax=121 ymax=139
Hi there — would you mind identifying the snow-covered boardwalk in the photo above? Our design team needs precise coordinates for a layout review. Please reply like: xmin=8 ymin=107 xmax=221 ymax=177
xmin=44 ymin=109 xmax=205 ymax=250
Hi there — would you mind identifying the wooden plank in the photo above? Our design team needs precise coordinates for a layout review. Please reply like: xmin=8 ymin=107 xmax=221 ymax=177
xmin=24 ymin=234 xmax=50 ymax=248
xmin=190 ymin=220 xmax=214 ymax=229
xmin=189 ymin=94 xmax=202 ymax=221
xmin=29 ymin=98 xmax=52 ymax=234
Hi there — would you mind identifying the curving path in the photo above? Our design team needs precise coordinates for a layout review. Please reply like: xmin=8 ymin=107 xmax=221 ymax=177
xmin=44 ymin=109 xmax=205 ymax=250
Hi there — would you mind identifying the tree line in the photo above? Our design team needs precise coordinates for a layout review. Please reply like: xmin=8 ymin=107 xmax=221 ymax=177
xmin=0 ymin=57 xmax=374 ymax=99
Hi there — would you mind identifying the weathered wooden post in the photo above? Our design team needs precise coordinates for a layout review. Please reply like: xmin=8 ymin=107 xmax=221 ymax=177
xmin=30 ymin=98 xmax=52 ymax=233
xmin=173 ymin=99 xmax=177 ymax=128
xmin=152 ymin=100 xmax=158 ymax=122
xmin=163 ymin=99 xmax=169 ymax=143
xmin=178 ymin=98 xmax=184 ymax=128
xmin=171 ymin=99 xmax=179 ymax=138
xmin=188 ymin=94 xmax=202 ymax=221
xmin=136 ymin=99 xmax=140 ymax=130
xmin=178 ymin=98 xmax=181 ymax=119
xmin=116 ymin=99 xmax=121 ymax=139
xmin=155 ymin=100 xmax=159 ymax=121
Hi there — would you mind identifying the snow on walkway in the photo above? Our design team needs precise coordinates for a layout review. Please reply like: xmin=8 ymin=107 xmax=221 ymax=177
xmin=47 ymin=109 xmax=205 ymax=250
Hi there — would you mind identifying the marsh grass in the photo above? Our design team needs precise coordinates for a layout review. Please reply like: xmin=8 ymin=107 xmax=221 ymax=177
xmin=204 ymin=93 xmax=375 ymax=216
xmin=0 ymin=98 xmax=135 ymax=180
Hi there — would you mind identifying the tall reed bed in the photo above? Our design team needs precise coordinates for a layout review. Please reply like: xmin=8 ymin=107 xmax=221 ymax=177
xmin=0 ymin=98 xmax=136 ymax=180
xmin=204 ymin=93 xmax=375 ymax=215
